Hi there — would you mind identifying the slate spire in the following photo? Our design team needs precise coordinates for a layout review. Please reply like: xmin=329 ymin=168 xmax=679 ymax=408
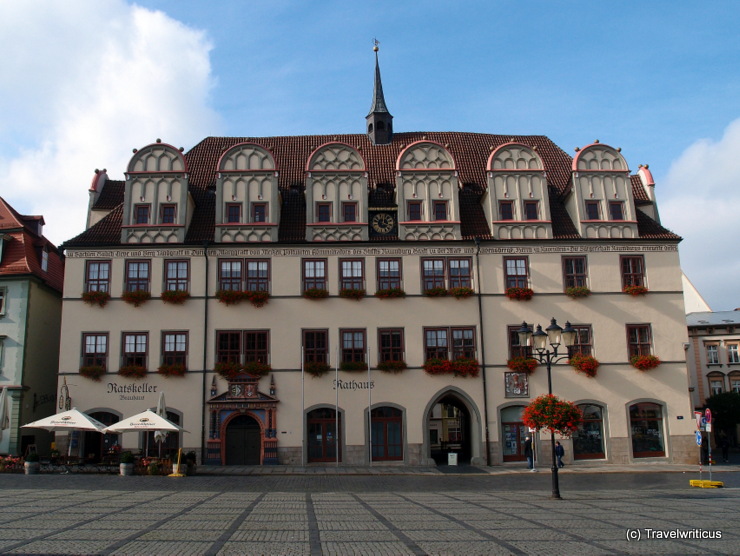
xmin=366 ymin=41 xmax=393 ymax=145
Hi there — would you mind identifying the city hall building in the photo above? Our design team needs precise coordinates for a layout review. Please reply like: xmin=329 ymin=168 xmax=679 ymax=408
xmin=55 ymin=51 xmax=695 ymax=467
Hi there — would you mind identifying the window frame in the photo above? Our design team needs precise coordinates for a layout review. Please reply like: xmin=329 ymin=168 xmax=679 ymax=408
xmin=303 ymin=259 xmax=327 ymax=291
xmin=303 ymin=329 xmax=329 ymax=364
xmin=340 ymin=329 xmax=366 ymax=364
xmin=424 ymin=326 xmax=476 ymax=360
xmin=504 ymin=256 xmax=529 ymax=289
xmin=608 ymin=201 xmax=625 ymax=221
xmin=121 ymin=332 xmax=148 ymax=368
xmin=245 ymin=259 xmax=270 ymax=292
xmin=498 ymin=200 xmax=514 ymax=221
xmin=125 ymin=260 xmax=151 ymax=293
xmin=621 ymin=255 xmax=645 ymax=288
xmin=216 ymin=330 xmax=242 ymax=365
xmin=226 ymin=203 xmax=242 ymax=224
xmin=378 ymin=328 xmax=404 ymax=362
xmin=626 ymin=324 xmax=652 ymax=357
xmin=585 ymin=200 xmax=601 ymax=220
xmin=339 ymin=258 xmax=364 ymax=291
xmin=421 ymin=258 xmax=446 ymax=291
xmin=218 ymin=259 xmax=243 ymax=291
xmin=164 ymin=260 xmax=189 ymax=292
xmin=523 ymin=200 xmax=539 ymax=221
xmin=0 ymin=287 xmax=6 ymax=317
xmin=727 ymin=343 xmax=740 ymax=364
xmin=567 ymin=325 xmax=593 ymax=356
xmin=162 ymin=331 xmax=188 ymax=367
xmin=448 ymin=258 xmax=472 ymax=289
xmin=85 ymin=261 xmax=111 ymax=293
xmin=562 ymin=256 xmax=588 ymax=289
xmin=160 ymin=204 xmax=177 ymax=224
xmin=342 ymin=202 xmax=357 ymax=223
xmin=432 ymin=200 xmax=448 ymax=221
xmin=81 ymin=333 xmax=108 ymax=369
xmin=407 ymin=201 xmax=422 ymax=221
xmin=244 ymin=330 xmax=270 ymax=364
xmin=252 ymin=203 xmax=267 ymax=223
xmin=708 ymin=375 xmax=724 ymax=396
xmin=377 ymin=258 xmax=402 ymax=290
xmin=316 ymin=202 xmax=332 ymax=223
xmin=508 ymin=325 xmax=532 ymax=359
xmin=134 ymin=204 xmax=150 ymax=224
xmin=705 ymin=343 xmax=720 ymax=365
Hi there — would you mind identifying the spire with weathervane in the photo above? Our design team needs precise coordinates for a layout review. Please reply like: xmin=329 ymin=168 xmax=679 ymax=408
xmin=366 ymin=39 xmax=393 ymax=146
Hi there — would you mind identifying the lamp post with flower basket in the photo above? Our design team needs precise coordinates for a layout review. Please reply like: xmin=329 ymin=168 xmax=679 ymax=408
xmin=518 ymin=318 xmax=580 ymax=500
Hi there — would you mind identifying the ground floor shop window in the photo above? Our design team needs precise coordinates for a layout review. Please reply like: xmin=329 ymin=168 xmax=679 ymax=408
xmin=501 ymin=406 xmax=527 ymax=462
xmin=572 ymin=404 xmax=605 ymax=459
xmin=371 ymin=407 xmax=403 ymax=461
xmin=630 ymin=402 xmax=665 ymax=458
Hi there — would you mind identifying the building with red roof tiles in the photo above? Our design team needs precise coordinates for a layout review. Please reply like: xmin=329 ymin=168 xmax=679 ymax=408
xmin=54 ymin=50 xmax=694 ymax=468
xmin=0 ymin=197 xmax=64 ymax=456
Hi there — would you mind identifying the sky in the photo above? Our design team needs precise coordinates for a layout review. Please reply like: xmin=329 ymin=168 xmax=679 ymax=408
xmin=1 ymin=1 xmax=739 ymax=311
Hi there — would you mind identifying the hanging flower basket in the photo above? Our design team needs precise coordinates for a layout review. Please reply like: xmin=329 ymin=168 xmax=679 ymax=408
xmin=245 ymin=290 xmax=270 ymax=308
xmin=118 ymin=365 xmax=147 ymax=379
xmin=507 ymin=357 xmax=539 ymax=374
xmin=216 ymin=289 xmax=246 ymax=305
xmin=449 ymin=287 xmax=475 ymax=299
xmin=215 ymin=361 xmax=242 ymax=380
xmin=565 ymin=286 xmax=591 ymax=299
xmin=340 ymin=360 xmax=368 ymax=371
xmin=630 ymin=354 xmax=661 ymax=371
xmin=623 ymin=285 xmax=649 ymax=296
xmin=305 ymin=361 xmax=331 ymax=377
xmin=242 ymin=361 xmax=271 ymax=377
xmin=423 ymin=358 xmax=479 ymax=378
xmin=82 ymin=290 xmax=110 ymax=307
xmin=569 ymin=353 xmax=600 ymax=377
xmin=522 ymin=394 xmax=583 ymax=436
xmin=121 ymin=290 xmax=151 ymax=307
xmin=157 ymin=363 xmax=187 ymax=377
xmin=376 ymin=360 xmax=408 ymax=373
xmin=79 ymin=365 xmax=106 ymax=381
xmin=506 ymin=287 xmax=534 ymax=301
xmin=424 ymin=287 xmax=448 ymax=297
xmin=339 ymin=288 xmax=366 ymax=301
xmin=161 ymin=290 xmax=190 ymax=305
xmin=303 ymin=288 xmax=330 ymax=299
xmin=375 ymin=288 xmax=406 ymax=299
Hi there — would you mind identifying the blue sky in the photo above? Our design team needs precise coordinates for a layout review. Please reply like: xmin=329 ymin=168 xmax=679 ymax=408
xmin=1 ymin=1 xmax=739 ymax=310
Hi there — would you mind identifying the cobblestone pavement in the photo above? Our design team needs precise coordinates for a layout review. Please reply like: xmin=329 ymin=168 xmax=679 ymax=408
xmin=0 ymin=469 xmax=737 ymax=555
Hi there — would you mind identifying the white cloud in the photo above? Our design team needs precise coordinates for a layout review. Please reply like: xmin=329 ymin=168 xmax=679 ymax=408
xmin=0 ymin=1 xmax=220 ymax=245
xmin=660 ymin=118 xmax=740 ymax=312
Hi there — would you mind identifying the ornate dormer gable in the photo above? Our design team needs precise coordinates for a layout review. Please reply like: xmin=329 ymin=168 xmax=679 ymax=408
xmin=121 ymin=141 xmax=190 ymax=244
xmin=568 ymin=142 xmax=638 ymax=239
xmin=485 ymin=143 xmax=551 ymax=240
xmin=305 ymin=142 xmax=368 ymax=242
xmin=215 ymin=143 xmax=279 ymax=243
xmin=396 ymin=141 xmax=461 ymax=241
xmin=636 ymin=164 xmax=661 ymax=223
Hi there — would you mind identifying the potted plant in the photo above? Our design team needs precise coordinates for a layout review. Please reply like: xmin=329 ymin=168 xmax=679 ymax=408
xmin=423 ymin=358 xmax=452 ymax=375
xmin=507 ymin=356 xmax=539 ymax=374
xmin=631 ymin=354 xmax=661 ymax=371
xmin=374 ymin=288 xmax=406 ymax=299
xmin=157 ymin=363 xmax=187 ymax=378
xmin=24 ymin=452 xmax=40 ymax=475
xmin=340 ymin=360 xmax=368 ymax=371
xmin=376 ymin=360 xmax=407 ymax=373
xmin=522 ymin=394 xmax=583 ymax=436
xmin=119 ymin=451 xmax=135 ymax=476
xmin=82 ymin=290 xmax=110 ymax=307
xmin=303 ymin=287 xmax=329 ymax=299
xmin=565 ymin=286 xmax=591 ymax=299
xmin=569 ymin=353 xmax=600 ymax=377
xmin=79 ymin=365 xmax=106 ymax=381
xmin=245 ymin=290 xmax=270 ymax=307
xmin=118 ymin=365 xmax=147 ymax=379
xmin=215 ymin=361 xmax=242 ymax=380
xmin=161 ymin=290 xmax=190 ymax=304
xmin=423 ymin=287 xmax=448 ymax=297
xmin=339 ymin=288 xmax=366 ymax=301
xmin=623 ymin=285 xmax=649 ymax=296
xmin=216 ymin=289 xmax=246 ymax=305
xmin=242 ymin=361 xmax=271 ymax=377
xmin=505 ymin=287 xmax=534 ymax=301
xmin=122 ymin=289 xmax=151 ymax=307
xmin=451 ymin=358 xmax=480 ymax=377
xmin=449 ymin=287 xmax=475 ymax=299
xmin=305 ymin=361 xmax=331 ymax=377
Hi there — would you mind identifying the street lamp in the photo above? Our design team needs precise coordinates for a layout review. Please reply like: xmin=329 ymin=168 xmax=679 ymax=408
xmin=518 ymin=318 xmax=576 ymax=500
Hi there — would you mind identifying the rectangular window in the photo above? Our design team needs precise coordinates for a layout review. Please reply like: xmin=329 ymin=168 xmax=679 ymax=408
xmin=41 ymin=249 xmax=49 ymax=272
xmin=422 ymin=259 xmax=445 ymax=291
xmin=82 ymin=333 xmax=108 ymax=369
xmin=252 ymin=203 xmax=267 ymax=223
xmin=244 ymin=331 xmax=269 ymax=363
xmin=609 ymin=201 xmax=625 ymax=221
xmin=585 ymin=201 xmax=600 ymax=220
xmin=499 ymin=201 xmax=514 ymax=221
xmin=627 ymin=324 xmax=652 ymax=357
xmin=85 ymin=261 xmax=111 ymax=293
xmin=424 ymin=328 xmax=449 ymax=360
xmin=425 ymin=327 xmax=475 ymax=360
xmin=342 ymin=203 xmax=357 ymax=223
xmin=452 ymin=328 xmax=476 ymax=359
xmin=408 ymin=201 xmax=422 ymax=221
xmin=160 ymin=204 xmax=176 ymax=224
xmin=504 ymin=257 xmax=529 ymax=289
xmin=567 ymin=325 xmax=593 ymax=356
xmin=125 ymin=260 xmax=150 ymax=292
xmin=563 ymin=256 xmax=588 ymax=288
xmin=0 ymin=287 xmax=4 ymax=316
xmin=219 ymin=260 xmax=242 ymax=291
xmin=216 ymin=331 xmax=242 ymax=364
xmin=377 ymin=259 xmax=402 ymax=290
xmin=448 ymin=258 xmax=472 ymax=289
xmin=523 ymin=201 xmax=539 ymax=220
xmin=303 ymin=330 xmax=328 ymax=364
xmin=709 ymin=377 xmax=724 ymax=396
xmin=433 ymin=201 xmax=447 ymax=221
xmin=245 ymin=260 xmax=269 ymax=292
xmin=341 ymin=329 xmax=366 ymax=363
xmin=621 ymin=255 xmax=645 ymax=288
xmin=122 ymin=332 xmax=147 ymax=368
xmin=317 ymin=203 xmax=332 ymax=223
xmin=303 ymin=259 xmax=327 ymax=291
xmin=728 ymin=344 xmax=740 ymax=364
xmin=508 ymin=325 xmax=532 ymax=359
xmin=706 ymin=344 xmax=720 ymax=365
xmin=340 ymin=259 xmax=364 ymax=290
xmin=378 ymin=329 xmax=404 ymax=362
xmin=226 ymin=204 xmax=241 ymax=224
xmin=164 ymin=260 xmax=189 ymax=292
xmin=162 ymin=332 xmax=187 ymax=367
xmin=732 ymin=377 xmax=740 ymax=394
xmin=134 ymin=204 xmax=150 ymax=224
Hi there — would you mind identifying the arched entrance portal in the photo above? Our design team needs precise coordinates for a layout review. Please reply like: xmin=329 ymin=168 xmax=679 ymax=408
xmin=225 ymin=414 xmax=262 ymax=465
xmin=427 ymin=394 xmax=471 ymax=465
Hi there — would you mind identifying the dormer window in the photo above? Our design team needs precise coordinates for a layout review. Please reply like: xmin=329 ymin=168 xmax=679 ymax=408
xmin=342 ymin=203 xmax=357 ymax=223
xmin=433 ymin=201 xmax=447 ymax=221
xmin=317 ymin=203 xmax=332 ymax=223
xmin=609 ymin=201 xmax=625 ymax=221
xmin=41 ymin=249 xmax=49 ymax=272
xmin=160 ymin=205 xmax=176 ymax=224
xmin=524 ymin=201 xmax=539 ymax=221
xmin=252 ymin=204 xmax=267 ymax=223
xmin=499 ymin=201 xmax=514 ymax=221
xmin=226 ymin=204 xmax=241 ymax=224
xmin=134 ymin=205 xmax=150 ymax=224
xmin=585 ymin=201 xmax=600 ymax=220
xmin=408 ymin=202 xmax=422 ymax=221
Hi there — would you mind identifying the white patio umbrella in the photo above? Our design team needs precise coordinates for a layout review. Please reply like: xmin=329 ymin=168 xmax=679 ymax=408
xmin=103 ymin=409 xmax=185 ymax=457
xmin=22 ymin=407 xmax=107 ymax=456
xmin=0 ymin=388 xmax=9 ymax=442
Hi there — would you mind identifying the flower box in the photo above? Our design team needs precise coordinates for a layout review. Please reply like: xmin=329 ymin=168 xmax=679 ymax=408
xmin=215 ymin=361 xmax=242 ymax=380
xmin=376 ymin=360 xmax=408 ymax=373
xmin=216 ymin=289 xmax=246 ymax=305
xmin=565 ymin=286 xmax=591 ymax=299
xmin=161 ymin=290 xmax=190 ymax=304
xmin=507 ymin=357 xmax=539 ymax=374
xmin=423 ymin=358 xmax=479 ymax=378
xmin=449 ymin=287 xmax=475 ymax=299
xmin=79 ymin=365 xmax=106 ymax=381
xmin=623 ymin=285 xmax=649 ymax=296
xmin=122 ymin=289 xmax=151 ymax=307
xmin=157 ymin=363 xmax=187 ymax=377
xmin=82 ymin=290 xmax=111 ymax=307
xmin=374 ymin=288 xmax=406 ymax=299
xmin=522 ymin=394 xmax=582 ymax=436
xmin=569 ymin=353 xmax=599 ymax=377
xmin=242 ymin=361 xmax=271 ymax=377
xmin=339 ymin=288 xmax=366 ymax=301
xmin=118 ymin=365 xmax=147 ymax=379
xmin=303 ymin=288 xmax=330 ymax=299
xmin=505 ymin=287 xmax=534 ymax=301
xmin=340 ymin=360 xmax=368 ymax=371
xmin=423 ymin=287 xmax=448 ymax=297
xmin=245 ymin=290 xmax=270 ymax=308
xmin=630 ymin=354 xmax=661 ymax=371
xmin=305 ymin=361 xmax=331 ymax=377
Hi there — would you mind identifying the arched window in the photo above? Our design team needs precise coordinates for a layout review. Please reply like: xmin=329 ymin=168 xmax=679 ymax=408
xmin=572 ymin=404 xmax=605 ymax=459
xmin=629 ymin=402 xmax=665 ymax=458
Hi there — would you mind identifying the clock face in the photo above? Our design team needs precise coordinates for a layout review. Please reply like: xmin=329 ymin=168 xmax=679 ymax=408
xmin=371 ymin=213 xmax=395 ymax=234
xmin=230 ymin=384 xmax=243 ymax=397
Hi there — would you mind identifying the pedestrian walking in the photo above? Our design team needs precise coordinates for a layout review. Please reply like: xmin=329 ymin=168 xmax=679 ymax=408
xmin=524 ymin=436 xmax=534 ymax=470
xmin=555 ymin=441 xmax=565 ymax=468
